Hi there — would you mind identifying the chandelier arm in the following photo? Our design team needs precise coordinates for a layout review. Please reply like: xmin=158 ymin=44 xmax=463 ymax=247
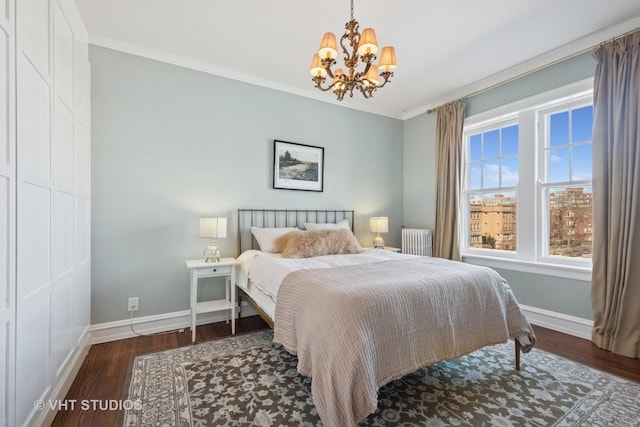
xmin=313 ymin=76 xmax=339 ymax=92
xmin=325 ymin=67 xmax=336 ymax=80
xmin=339 ymin=30 xmax=354 ymax=67
xmin=341 ymin=19 xmax=361 ymax=71
xmin=320 ymin=58 xmax=337 ymax=79
xmin=376 ymin=72 xmax=394 ymax=88
xmin=356 ymin=83 xmax=373 ymax=99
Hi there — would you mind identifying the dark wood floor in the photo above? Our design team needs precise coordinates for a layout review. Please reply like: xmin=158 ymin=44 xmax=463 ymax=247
xmin=51 ymin=317 xmax=639 ymax=426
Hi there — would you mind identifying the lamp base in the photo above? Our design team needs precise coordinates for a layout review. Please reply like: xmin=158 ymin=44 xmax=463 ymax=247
xmin=373 ymin=234 xmax=385 ymax=249
xmin=204 ymin=240 xmax=222 ymax=262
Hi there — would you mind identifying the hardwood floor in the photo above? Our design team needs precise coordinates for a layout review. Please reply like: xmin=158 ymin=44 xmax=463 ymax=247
xmin=51 ymin=318 xmax=639 ymax=426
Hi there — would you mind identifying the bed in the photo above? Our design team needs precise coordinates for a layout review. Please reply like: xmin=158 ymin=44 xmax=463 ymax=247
xmin=235 ymin=208 xmax=536 ymax=426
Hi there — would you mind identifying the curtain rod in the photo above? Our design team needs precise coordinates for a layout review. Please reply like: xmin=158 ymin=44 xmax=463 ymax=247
xmin=425 ymin=27 xmax=639 ymax=115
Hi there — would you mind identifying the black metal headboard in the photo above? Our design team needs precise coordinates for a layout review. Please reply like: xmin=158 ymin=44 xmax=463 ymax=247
xmin=237 ymin=209 xmax=355 ymax=254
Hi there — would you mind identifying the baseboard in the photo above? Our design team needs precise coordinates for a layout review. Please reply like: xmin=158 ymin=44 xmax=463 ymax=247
xmin=33 ymin=326 xmax=91 ymax=427
xmin=90 ymin=302 xmax=259 ymax=344
xmin=520 ymin=304 xmax=593 ymax=340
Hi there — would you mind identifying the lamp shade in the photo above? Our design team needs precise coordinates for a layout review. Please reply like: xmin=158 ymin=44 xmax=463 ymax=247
xmin=364 ymin=64 xmax=380 ymax=86
xmin=378 ymin=46 xmax=398 ymax=71
xmin=357 ymin=28 xmax=379 ymax=56
xmin=318 ymin=32 xmax=338 ymax=60
xmin=309 ymin=53 xmax=328 ymax=77
xmin=369 ymin=217 xmax=389 ymax=233
xmin=199 ymin=217 xmax=227 ymax=239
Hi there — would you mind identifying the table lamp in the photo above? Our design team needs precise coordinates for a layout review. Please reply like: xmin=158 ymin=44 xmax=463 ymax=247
xmin=199 ymin=217 xmax=227 ymax=262
xmin=369 ymin=216 xmax=388 ymax=248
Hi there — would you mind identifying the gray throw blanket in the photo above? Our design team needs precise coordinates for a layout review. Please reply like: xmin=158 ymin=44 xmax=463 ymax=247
xmin=273 ymin=256 xmax=536 ymax=426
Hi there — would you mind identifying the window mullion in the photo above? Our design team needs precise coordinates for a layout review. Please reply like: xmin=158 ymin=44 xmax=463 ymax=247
xmin=516 ymin=110 xmax=536 ymax=261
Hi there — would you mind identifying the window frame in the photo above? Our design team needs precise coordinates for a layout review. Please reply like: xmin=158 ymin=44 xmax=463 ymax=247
xmin=537 ymin=96 xmax=593 ymax=267
xmin=462 ymin=115 xmax=519 ymax=258
xmin=460 ymin=78 xmax=593 ymax=281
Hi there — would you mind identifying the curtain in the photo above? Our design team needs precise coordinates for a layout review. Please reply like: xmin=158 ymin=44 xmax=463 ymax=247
xmin=591 ymin=30 xmax=640 ymax=358
xmin=433 ymin=100 xmax=466 ymax=260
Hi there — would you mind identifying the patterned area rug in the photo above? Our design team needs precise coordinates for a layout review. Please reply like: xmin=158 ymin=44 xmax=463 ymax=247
xmin=121 ymin=329 xmax=640 ymax=426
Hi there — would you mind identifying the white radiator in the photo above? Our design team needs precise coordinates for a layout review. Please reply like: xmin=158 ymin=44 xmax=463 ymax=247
xmin=401 ymin=228 xmax=432 ymax=256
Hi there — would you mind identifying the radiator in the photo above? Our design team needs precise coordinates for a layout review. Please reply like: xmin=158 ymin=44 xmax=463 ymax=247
xmin=401 ymin=228 xmax=432 ymax=256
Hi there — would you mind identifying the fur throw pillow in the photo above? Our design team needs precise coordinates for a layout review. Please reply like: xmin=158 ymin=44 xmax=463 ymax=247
xmin=276 ymin=229 xmax=363 ymax=258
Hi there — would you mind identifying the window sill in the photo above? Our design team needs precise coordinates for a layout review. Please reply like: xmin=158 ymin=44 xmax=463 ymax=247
xmin=461 ymin=254 xmax=592 ymax=282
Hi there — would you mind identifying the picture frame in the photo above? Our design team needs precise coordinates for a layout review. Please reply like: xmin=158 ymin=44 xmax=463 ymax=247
xmin=273 ymin=140 xmax=324 ymax=192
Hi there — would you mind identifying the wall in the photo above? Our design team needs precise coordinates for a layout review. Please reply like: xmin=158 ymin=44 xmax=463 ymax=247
xmin=90 ymin=46 xmax=404 ymax=325
xmin=403 ymin=112 xmax=437 ymax=230
xmin=402 ymin=52 xmax=596 ymax=320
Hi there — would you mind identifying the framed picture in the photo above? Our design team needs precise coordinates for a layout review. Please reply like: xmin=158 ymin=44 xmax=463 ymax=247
xmin=273 ymin=140 xmax=324 ymax=192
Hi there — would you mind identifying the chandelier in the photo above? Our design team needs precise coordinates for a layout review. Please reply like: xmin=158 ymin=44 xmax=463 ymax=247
xmin=309 ymin=0 xmax=397 ymax=101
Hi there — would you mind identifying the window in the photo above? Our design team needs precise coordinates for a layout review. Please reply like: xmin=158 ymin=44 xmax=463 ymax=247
xmin=540 ymin=102 xmax=593 ymax=259
xmin=466 ymin=121 xmax=518 ymax=252
xmin=461 ymin=79 xmax=593 ymax=280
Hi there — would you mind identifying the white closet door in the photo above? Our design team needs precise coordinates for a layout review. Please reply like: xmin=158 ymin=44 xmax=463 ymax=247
xmin=15 ymin=0 xmax=54 ymax=419
xmin=14 ymin=0 xmax=90 ymax=425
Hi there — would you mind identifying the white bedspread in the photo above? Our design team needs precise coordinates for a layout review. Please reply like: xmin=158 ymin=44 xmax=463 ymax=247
xmin=236 ymin=249 xmax=416 ymax=306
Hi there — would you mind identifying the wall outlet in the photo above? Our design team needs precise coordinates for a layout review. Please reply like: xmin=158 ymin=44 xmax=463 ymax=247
xmin=128 ymin=297 xmax=139 ymax=312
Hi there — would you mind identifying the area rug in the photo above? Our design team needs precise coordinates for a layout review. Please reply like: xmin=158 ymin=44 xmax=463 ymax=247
xmin=121 ymin=329 xmax=640 ymax=426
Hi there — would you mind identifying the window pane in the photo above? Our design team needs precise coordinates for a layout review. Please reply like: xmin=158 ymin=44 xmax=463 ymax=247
xmin=572 ymin=105 xmax=593 ymax=143
xmin=468 ymin=192 xmax=516 ymax=251
xmin=483 ymin=160 xmax=500 ymax=188
xmin=470 ymin=134 xmax=482 ymax=161
xmin=469 ymin=162 xmax=482 ymax=190
xmin=548 ymin=186 xmax=592 ymax=258
xmin=501 ymin=125 xmax=518 ymax=156
xmin=572 ymin=144 xmax=592 ymax=180
xmin=548 ymin=147 xmax=569 ymax=182
xmin=483 ymin=130 xmax=500 ymax=158
xmin=501 ymin=157 xmax=518 ymax=187
xmin=550 ymin=111 xmax=569 ymax=147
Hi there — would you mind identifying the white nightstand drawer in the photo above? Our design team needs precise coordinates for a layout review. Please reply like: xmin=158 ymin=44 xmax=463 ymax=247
xmin=200 ymin=265 xmax=231 ymax=275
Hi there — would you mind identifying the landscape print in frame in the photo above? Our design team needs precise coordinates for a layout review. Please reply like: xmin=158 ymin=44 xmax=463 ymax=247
xmin=273 ymin=140 xmax=324 ymax=192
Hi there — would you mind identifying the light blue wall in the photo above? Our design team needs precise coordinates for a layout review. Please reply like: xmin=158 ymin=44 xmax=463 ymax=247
xmin=403 ymin=112 xmax=437 ymax=230
xmin=92 ymin=43 xmax=597 ymax=325
xmin=90 ymin=46 xmax=404 ymax=324
xmin=402 ymin=52 xmax=596 ymax=320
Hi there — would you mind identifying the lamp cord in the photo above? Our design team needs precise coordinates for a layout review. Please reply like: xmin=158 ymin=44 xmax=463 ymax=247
xmin=129 ymin=311 xmax=185 ymax=337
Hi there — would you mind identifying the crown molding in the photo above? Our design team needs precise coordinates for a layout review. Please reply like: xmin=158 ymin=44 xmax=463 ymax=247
xmin=402 ymin=16 xmax=640 ymax=120
xmin=88 ymin=36 xmax=405 ymax=120
xmin=87 ymin=14 xmax=639 ymax=123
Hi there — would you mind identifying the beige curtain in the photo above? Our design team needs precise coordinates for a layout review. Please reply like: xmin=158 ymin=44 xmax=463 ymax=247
xmin=591 ymin=30 xmax=640 ymax=358
xmin=433 ymin=100 xmax=466 ymax=260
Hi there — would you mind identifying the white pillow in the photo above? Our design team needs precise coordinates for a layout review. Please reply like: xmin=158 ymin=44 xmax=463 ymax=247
xmin=304 ymin=219 xmax=350 ymax=231
xmin=250 ymin=227 xmax=299 ymax=253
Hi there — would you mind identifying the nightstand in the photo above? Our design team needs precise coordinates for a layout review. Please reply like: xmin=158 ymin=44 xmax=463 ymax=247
xmin=185 ymin=258 xmax=237 ymax=342
xmin=366 ymin=246 xmax=401 ymax=253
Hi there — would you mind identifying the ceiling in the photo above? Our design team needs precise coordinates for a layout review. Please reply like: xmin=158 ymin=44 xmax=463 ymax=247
xmin=74 ymin=0 xmax=640 ymax=120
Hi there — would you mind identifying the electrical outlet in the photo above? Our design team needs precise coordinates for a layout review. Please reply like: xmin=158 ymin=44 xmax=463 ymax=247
xmin=128 ymin=297 xmax=139 ymax=312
